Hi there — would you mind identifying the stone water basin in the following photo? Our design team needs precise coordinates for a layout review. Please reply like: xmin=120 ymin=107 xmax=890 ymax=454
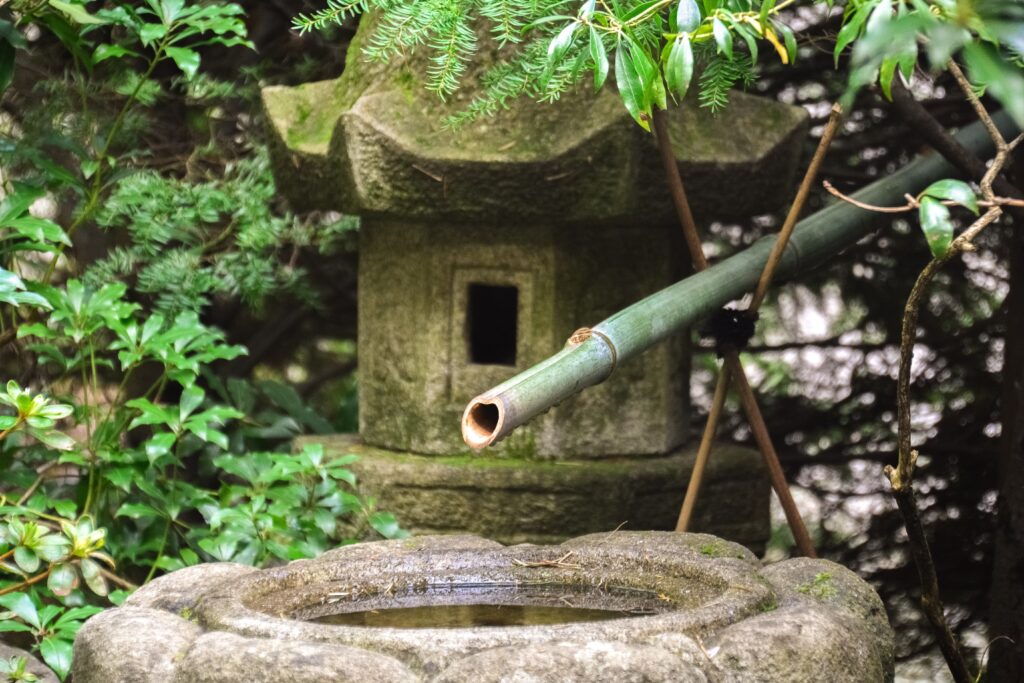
xmin=73 ymin=532 xmax=894 ymax=682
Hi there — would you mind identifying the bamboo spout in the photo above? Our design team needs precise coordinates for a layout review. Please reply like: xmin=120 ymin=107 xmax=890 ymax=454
xmin=460 ymin=112 xmax=1017 ymax=450
xmin=462 ymin=399 xmax=504 ymax=449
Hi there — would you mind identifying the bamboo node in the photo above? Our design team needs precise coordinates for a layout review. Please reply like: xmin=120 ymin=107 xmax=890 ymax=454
xmin=566 ymin=327 xmax=592 ymax=346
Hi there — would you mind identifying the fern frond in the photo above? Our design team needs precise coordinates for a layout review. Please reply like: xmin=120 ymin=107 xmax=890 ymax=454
xmin=698 ymin=53 xmax=755 ymax=113
xmin=363 ymin=2 xmax=434 ymax=62
xmin=479 ymin=0 xmax=530 ymax=45
xmin=426 ymin=0 xmax=478 ymax=97
xmin=292 ymin=0 xmax=368 ymax=34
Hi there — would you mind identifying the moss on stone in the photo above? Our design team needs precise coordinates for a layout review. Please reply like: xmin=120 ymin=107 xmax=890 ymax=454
xmin=796 ymin=571 xmax=838 ymax=599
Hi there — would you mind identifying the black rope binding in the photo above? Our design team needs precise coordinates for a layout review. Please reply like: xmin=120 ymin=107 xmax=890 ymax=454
xmin=701 ymin=307 xmax=759 ymax=357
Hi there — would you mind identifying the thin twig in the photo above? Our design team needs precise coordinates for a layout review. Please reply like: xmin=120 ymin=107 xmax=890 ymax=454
xmin=100 ymin=568 xmax=138 ymax=591
xmin=511 ymin=551 xmax=581 ymax=569
xmin=948 ymin=60 xmax=1006 ymax=151
xmin=0 ymin=567 xmax=51 ymax=596
xmin=16 ymin=461 xmax=62 ymax=506
xmin=823 ymin=180 xmax=1024 ymax=212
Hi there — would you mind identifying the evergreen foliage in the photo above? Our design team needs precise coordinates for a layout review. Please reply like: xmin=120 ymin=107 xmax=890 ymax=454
xmin=294 ymin=0 xmax=1024 ymax=132
xmin=84 ymin=151 xmax=355 ymax=317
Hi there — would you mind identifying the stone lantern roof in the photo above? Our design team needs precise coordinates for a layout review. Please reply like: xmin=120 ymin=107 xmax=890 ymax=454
xmin=262 ymin=33 xmax=808 ymax=223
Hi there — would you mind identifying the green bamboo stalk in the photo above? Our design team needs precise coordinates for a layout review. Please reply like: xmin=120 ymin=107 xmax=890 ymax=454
xmin=461 ymin=112 xmax=1019 ymax=448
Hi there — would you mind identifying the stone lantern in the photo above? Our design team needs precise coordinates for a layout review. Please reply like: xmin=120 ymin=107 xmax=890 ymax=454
xmin=262 ymin=25 xmax=808 ymax=549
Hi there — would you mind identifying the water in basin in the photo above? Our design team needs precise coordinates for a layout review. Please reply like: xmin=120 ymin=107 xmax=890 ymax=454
xmin=302 ymin=581 xmax=666 ymax=629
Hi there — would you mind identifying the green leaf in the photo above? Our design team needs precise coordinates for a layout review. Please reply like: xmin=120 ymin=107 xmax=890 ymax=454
xmin=37 ymin=403 xmax=73 ymax=420
xmin=712 ymin=17 xmax=733 ymax=59
xmin=879 ymin=55 xmax=898 ymax=100
xmin=918 ymin=197 xmax=954 ymax=258
xmin=920 ymin=179 xmax=979 ymax=215
xmin=139 ymin=22 xmax=168 ymax=46
xmin=179 ymin=385 xmax=205 ymax=421
xmin=93 ymin=43 xmax=142 ymax=64
xmin=0 ymin=593 xmax=40 ymax=629
xmin=39 ymin=637 xmax=73 ymax=680
xmin=47 ymin=0 xmax=107 ymax=25
xmin=35 ymin=534 xmax=69 ymax=562
xmin=116 ymin=503 xmax=163 ymax=520
xmin=615 ymin=42 xmax=651 ymax=131
xmin=13 ymin=546 xmax=39 ymax=574
xmin=777 ymin=21 xmax=797 ymax=64
xmin=29 ymin=428 xmax=75 ymax=451
xmin=369 ymin=511 xmax=406 ymax=539
xmin=665 ymin=33 xmax=695 ymax=101
xmin=165 ymin=47 xmax=200 ymax=79
xmin=0 ymin=185 xmax=43 ymax=223
xmin=676 ymin=0 xmax=702 ymax=33
xmin=47 ymin=563 xmax=78 ymax=597
xmin=0 ymin=620 xmax=33 ymax=633
xmin=80 ymin=558 xmax=108 ymax=596
xmin=834 ymin=3 xmax=869 ymax=66
xmin=546 ymin=22 xmax=577 ymax=66
xmin=0 ymin=18 xmax=28 ymax=50
xmin=159 ymin=0 xmax=186 ymax=23
xmin=589 ymin=26 xmax=609 ymax=90
xmin=144 ymin=432 xmax=177 ymax=464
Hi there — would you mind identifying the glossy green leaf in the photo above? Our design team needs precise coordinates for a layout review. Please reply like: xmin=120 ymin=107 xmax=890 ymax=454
xmin=676 ymin=0 xmax=702 ymax=33
xmin=13 ymin=546 xmax=39 ymax=574
xmin=615 ymin=42 xmax=651 ymax=131
xmin=712 ymin=17 xmax=733 ymax=59
xmin=879 ymin=55 xmax=898 ymax=100
xmin=620 ymin=0 xmax=661 ymax=23
xmin=35 ymin=534 xmax=69 ymax=562
xmin=834 ymin=3 xmax=869 ymax=66
xmin=165 ymin=47 xmax=200 ymax=80
xmin=0 ymin=620 xmax=33 ymax=633
xmin=47 ymin=563 xmax=78 ymax=597
xmin=921 ymin=179 xmax=980 ymax=215
xmin=116 ymin=503 xmax=163 ymax=520
xmin=40 ymin=637 xmax=73 ymax=680
xmin=759 ymin=0 xmax=776 ymax=35
xmin=918 ymin=197 xmax=954 ymax=258
xmin=777 ymin=22 xmax=797 ymax=64
xmin=93 ymin=43 xmax=142 ymax=64
xmin=29 ymin=428 xmax=75 ymax=451
xmin=179 ymin=385 xmax=205 ymax=422
xmin=369 ymin=511 xmax=406 ymax=539
xmin=546 ymin=22 xmax=577 ymax=65
xmin=48 ymin=0 xmax=107 ymax=25
xmin=139 ymin=22 xmax=168 ymax=46
xmin=80 ymin=558 xmax=108 ymax=596
xmin=589 ymin=26 xmax=609 ymax=90
xmin=665 ymin=33 xmax=695 ymax=101
xmin=0 ymin=593 xmax=40 ymax=629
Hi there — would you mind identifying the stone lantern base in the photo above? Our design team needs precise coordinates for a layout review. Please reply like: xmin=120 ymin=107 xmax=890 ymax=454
xmin=302 ymin=435 xmax=770 ymax=550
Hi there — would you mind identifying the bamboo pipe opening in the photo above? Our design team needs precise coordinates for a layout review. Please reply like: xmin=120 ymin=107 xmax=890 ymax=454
xmin=462 ymin=399 xmax=503 ymax=449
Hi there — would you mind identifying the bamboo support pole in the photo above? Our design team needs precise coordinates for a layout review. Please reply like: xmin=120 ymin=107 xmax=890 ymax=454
xmin=461 ymin=110 xmax=1017 ymax=450
xmin=675 ymin=104 xmax=843 ymax=536
xmin=650 ymin=106 xmax=816 ymax=557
